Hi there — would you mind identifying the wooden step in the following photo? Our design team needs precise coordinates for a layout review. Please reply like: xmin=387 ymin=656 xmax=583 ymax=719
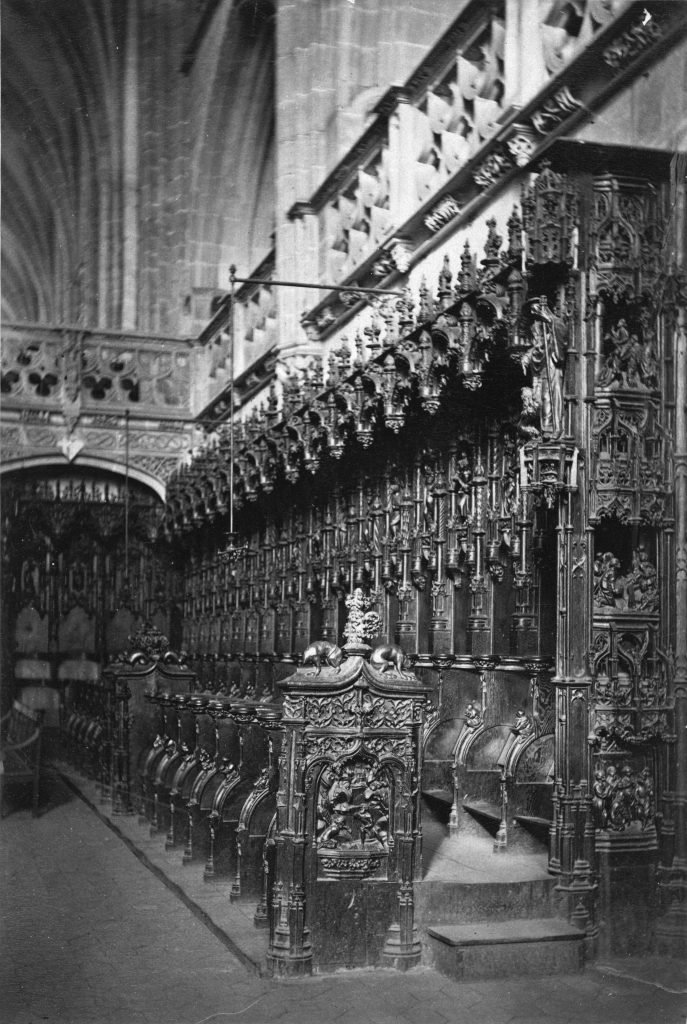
xmin=426 ymin=918 xmax=585 ymax=981
xmin=421 ymin=789 xmax=454 ymax=823
xmin=461 ymin=802 xmax=548 ymax=853
xmin=463 ymin=799 xmax=501 ymax=826
xmin=514 ymin=813 xmax=552 ymax=842
xmin=417 ymin=877 xmax=557 ymax=923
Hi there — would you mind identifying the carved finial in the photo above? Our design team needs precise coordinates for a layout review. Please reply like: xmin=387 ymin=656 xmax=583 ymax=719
xmin=397 ymin=287 xmax=415 ymax=334
xmin=459 ymin=241 xmax=474 ymax=293
xmin=125 ymin=621 xmax=172 ymax=662
xmin=343 ymin=588 xmax=381 ymax=649
xmin=418 ymin=277 xmax=433 ymax=322
xmin=364 ymin=319 xmax=382 ymax=361
xmin=484 ymin=218 xmax=503 ymax=261
xmin=507 ymin=205 xmax=523 ymax=262
xmin=336 ymin=339 xmax=352 ymax=376
xmin=438 ymin=254 xmax=453 ymax=308
xmin=354 ymin=330 xmax=364 ymax=370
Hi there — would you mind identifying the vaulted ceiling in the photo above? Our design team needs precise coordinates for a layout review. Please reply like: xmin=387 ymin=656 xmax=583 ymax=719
xmin=2 ymin=0 xmax=129 ymax=323
xmin=1 ymin=0 xmax=276 ymax=333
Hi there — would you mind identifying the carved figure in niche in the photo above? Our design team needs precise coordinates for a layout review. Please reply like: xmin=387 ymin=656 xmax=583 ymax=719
xmin=595 ymin=674 xmax=612 ymax=701
xmin=518 ymin=386 xmax=541 ymax=439
xmin=464 ymin=702 xmax=483 ymax=729
xmin=501 ymin=437 xmax=518 ymax=517
xmin=355 ymin=792 xmax=389 ymax=846
xmin=597 ymin=317 xmax=659 ymax=391
xmin=609 ymin=764 xmax=635 ymax=830
xmin=593 ymin=552 xmax=626 ymax=610
xmin=512 ymin=708 xmax=535 ymax=738
xmin=420 ymin=483 xmax=435 ymax=560
xmin=520 ymin=298 xmax=567 ymax=438
xmin=592 ymin=765 xmax=610 ymax=829
xmin=385 ymin=486 xmax=399 ymax=541
xmin=618 ymin=672 xmax=635 ymax=706
xmin=604 ymin=763 xmax=619 ymax=806
xmin=628 ymin=546 xmax=658 ymax=612
xmin=454 ymin=445 xmax=473 ymax=517
xmin=594 ymin=548 xmax=658 ymax=612
xmin=635 ymin=767 xmax=655 ymax=829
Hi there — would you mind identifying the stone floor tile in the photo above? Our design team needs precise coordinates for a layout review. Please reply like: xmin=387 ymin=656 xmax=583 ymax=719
xmin=4 ymin=773 xmax=687 ymax=1024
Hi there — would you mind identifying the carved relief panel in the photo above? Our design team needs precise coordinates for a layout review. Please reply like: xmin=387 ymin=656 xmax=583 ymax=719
xmin=315 ymin=756 xmax=391 ymax=879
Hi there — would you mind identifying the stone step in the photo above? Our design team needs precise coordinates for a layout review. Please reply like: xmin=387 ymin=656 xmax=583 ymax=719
xmin=426 ymin=918 xmax=585 ymax=981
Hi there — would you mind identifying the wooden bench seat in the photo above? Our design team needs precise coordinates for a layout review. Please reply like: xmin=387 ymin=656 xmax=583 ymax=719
xmin=0 ymin=700 xmax=44 ymax=817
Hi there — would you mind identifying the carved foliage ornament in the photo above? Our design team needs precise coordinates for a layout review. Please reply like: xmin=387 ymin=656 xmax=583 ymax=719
xmin=602 ymin=12 xmax=663 ymax=70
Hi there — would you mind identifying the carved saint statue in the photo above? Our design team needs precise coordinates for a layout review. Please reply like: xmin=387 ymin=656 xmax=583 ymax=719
xmin=520 ymin=297 xmax=567 ymax=437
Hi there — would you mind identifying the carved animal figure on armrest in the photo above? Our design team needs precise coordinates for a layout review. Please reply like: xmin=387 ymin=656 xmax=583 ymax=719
xmin=370 ymin=644 xmax=408 ymax=676
xmin=302 ymin=641 xmax=343 ymax=674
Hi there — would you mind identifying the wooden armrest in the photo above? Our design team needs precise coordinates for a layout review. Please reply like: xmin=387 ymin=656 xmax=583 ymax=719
xmin=0 ymin=727 xmax=41 ymax=753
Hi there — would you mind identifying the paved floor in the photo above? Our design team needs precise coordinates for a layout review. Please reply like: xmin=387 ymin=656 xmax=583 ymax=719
xmin=1 ymin=773 xmax=686 ymax=1024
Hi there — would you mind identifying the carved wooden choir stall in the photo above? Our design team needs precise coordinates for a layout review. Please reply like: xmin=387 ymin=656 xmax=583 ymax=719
xmin=14 ymin=156 xmax=685 ymax=975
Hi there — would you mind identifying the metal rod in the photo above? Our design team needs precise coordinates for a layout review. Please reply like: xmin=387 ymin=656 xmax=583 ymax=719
xmin=230 ymin=273 xmax=404 ymax=297
xmin=229 ymin=272 xmax=235 ymax=535
xmin=124 ymin=409 xmax=130 ymax=580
